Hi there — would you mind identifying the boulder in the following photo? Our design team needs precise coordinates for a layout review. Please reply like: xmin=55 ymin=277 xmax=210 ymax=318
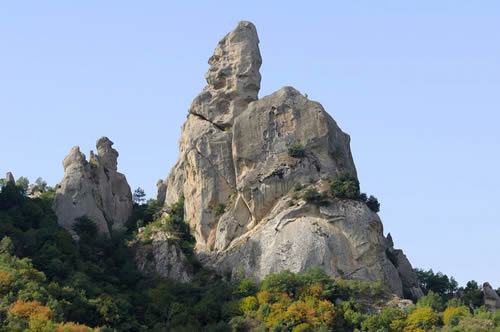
xmin=53 ymin=137 xmax=132 ymax=236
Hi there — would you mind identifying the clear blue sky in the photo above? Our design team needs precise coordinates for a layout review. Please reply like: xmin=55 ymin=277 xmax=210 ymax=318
xmin=1 ymin=1 xmax=499 ymax=287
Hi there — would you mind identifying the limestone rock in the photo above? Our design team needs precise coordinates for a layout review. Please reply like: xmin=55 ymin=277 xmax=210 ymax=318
xmin=28 ymin=184 xmax=41 ymax=198
xmin=53 ymin=137 xmax=132 ymax=236
xmin=158 ymin=21 xmax=421 ymax=297
xmin=156 ymin=179 xmax=167 ymax=204
xmin=189 ymin=21 xmax=261 ymax=128
xmin=483 ymin=282 xmax=500 ymax=312
xmin=133 ymin=228 xmax=193 ymax=282
xmin=5 ymin=172 xmax=15 ymax=185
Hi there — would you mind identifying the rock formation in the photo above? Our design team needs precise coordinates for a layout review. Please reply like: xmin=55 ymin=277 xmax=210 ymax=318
xmin=5 ymin=172 xmax=15 ymax=185
xmin=133 ymin=228 xmax=193 ymax=282
xmin=157 ymin=21 xmax=422 ymax=297
xmin=53 ymin=137 xmax=132 ymax=236
xmin=28 ymin=184 xmax=41 ymax=198
xmin=483 ymin=282 xmax=500 ymax=312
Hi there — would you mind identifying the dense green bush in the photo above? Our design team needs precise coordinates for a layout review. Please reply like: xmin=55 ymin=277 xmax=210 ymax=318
xmin=330 ymin=171 xmax=360 ymax=199
xmin=301 ymin=188 xmax=328 ymax=206
xmin=288 ymin=143 xmax=305 ymax=158
xmin=330 ymin=172 xmax=381 ymax=212
xmin=365 ymin=195 xmax=380 ymax=212
xmin=214 ymin=203 xmax=226 ymax=216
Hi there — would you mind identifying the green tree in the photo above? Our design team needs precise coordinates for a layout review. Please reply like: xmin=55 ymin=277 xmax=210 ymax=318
xmin=417 ymin=290 xmax=445 ymax=312
xmin=132 ymin=187 xmax=146 ymax=205
xmin=0 ymin=236 xmax=14 ymax=255
xmin=16 ymin=176 xmax=30 ymax=195
xmin=34 ymin=177 xmax=48 ymax=192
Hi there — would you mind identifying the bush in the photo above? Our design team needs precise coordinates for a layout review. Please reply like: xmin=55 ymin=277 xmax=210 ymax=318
xmin=405 ymin=307 xmax=440 ymax=330
xmin=443 ymin=306 xmax=470 ymax=325
xmin=302 ymin=188 xmax=328 ymax=206
xmin=417 ymin=290 xmax=445 ymax=312
xmin=330 ymin=172 xmax=360 ymax=199
xmin=288 ymin=143 xmax=305 ymax=158
xmin=365 ymin=195 xmax=380 ymax=212
xmin=214 ymin=203 xmax=225 ymax=216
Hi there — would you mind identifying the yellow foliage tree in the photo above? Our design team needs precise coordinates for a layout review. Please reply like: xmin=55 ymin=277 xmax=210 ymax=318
xmin=404 ymin=307 xmax=440 ymax=331
xmin=56 ymin=322 xmax=99 ymax=332
xmin=9 ymin=299 xmax=55 ymax=332
xmin=443 ymin=306 xmax=470 ymax=325
xmin=257 ymin=290 xmax=272 ymax=305
xmin=240 ymin=296 xmax=259 ymax=314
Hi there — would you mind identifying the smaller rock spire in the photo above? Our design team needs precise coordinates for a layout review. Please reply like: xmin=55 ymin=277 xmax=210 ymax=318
xmin=5 ymin=172 xmax=15 ymax=185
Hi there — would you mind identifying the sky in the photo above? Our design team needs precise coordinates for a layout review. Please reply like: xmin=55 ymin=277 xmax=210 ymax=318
xmin=1 ymin=1 xmax=499 ymax=287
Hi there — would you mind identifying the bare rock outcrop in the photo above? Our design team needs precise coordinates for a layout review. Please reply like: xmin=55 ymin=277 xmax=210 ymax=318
xmin=483 ymin=282 xmax=500 ymax=312
xmin=53 ymin=137 xmax=132 ymax=236
xmin=5 ymin=172 xmax=15 ymax=185
xmin=133 ymin=229 xmax=193 ymax=282
xmin=157 ymin=21 xmax=421 ymax=297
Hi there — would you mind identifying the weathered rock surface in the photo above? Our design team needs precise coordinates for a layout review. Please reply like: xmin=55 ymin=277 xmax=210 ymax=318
xmin=157 ymin=21 xmax=421 ymax=297
xmin=133 ymin=228 xmax=193 ymax=282
xmin=5 ymin=172 xmax=15 ymax=185
xmin=483 ymin=282 xmax=500 ymax=312
xmin=27 ymin=184 xmax=41 ymax=198
xmin=53 ymin=137 xmax=132 ymax=236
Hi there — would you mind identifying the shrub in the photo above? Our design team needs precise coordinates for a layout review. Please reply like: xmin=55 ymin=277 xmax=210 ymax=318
xmin=330 ymin=148 xmax=344 ymax=162
xmin=365 ymin=195 xmax=380 ymax=212
xmin=417 ymin=290 xmax=445 ymax=312
xmin=240 ymin=296 xmax=259 ymax=314
xmin=405 ymin=307 xmax=440 ymax=330
xmin=214 ymin=203 xmax=225 ymax=216
xmin=330 ymin=172 xmax=360 ymax=199
xmin=288 ymin=143 xmax=305 ymax=158
xmin=302 ymin=188 xmax=328 ymax=206
xmin=443 ymin=306 xmax=470 ymax=325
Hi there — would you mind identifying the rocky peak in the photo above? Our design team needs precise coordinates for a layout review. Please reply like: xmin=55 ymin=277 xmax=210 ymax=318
xmin=95 ymin=136 xmax=119 ymax=171
xmin=157 ymin=22 xmax=422 ymax=297
xmin=189 ymin=21 xmax=262 ymax=128
xmin=5 ymin=172 xmax=15 ymax=185
xmin=53 ymin=136 xmax=132 ymax=236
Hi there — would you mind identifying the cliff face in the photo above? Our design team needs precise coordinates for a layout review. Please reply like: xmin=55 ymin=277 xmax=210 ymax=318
xmin=53 ymin=137 xmax=132 ymax=236
xmin=157 ymin=21 xmax=422 ymax=298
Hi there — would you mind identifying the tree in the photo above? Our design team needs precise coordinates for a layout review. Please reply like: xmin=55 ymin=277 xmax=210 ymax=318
xmin=35 ymin=177 xmax=48 ymax=192
xmin=16 ymin=176 xmax=30 ymax=195
xmin=133 ymin=187 xmax=146 ymax=205
xmin=0 ymin=236 xmax=14 ymax=255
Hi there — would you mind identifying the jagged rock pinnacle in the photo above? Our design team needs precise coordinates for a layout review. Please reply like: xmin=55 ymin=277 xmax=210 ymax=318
xmin=53 ymin=136 xmax=132 ymax=236
xmin=189 ymin=21 xmax=262 ymax=127
xmin=156 ymin=22 xmax=422 ymax=297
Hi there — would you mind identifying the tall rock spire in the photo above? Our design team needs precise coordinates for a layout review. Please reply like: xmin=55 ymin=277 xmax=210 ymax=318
xmin=189 ymin=21 xmax=262 ymax=127
xmin=156 ymin=21 xmax=422 ymax=298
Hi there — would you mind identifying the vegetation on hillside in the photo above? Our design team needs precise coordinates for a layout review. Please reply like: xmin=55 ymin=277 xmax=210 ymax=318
xmin=0 ymin=178 xmax=499 ymax=331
